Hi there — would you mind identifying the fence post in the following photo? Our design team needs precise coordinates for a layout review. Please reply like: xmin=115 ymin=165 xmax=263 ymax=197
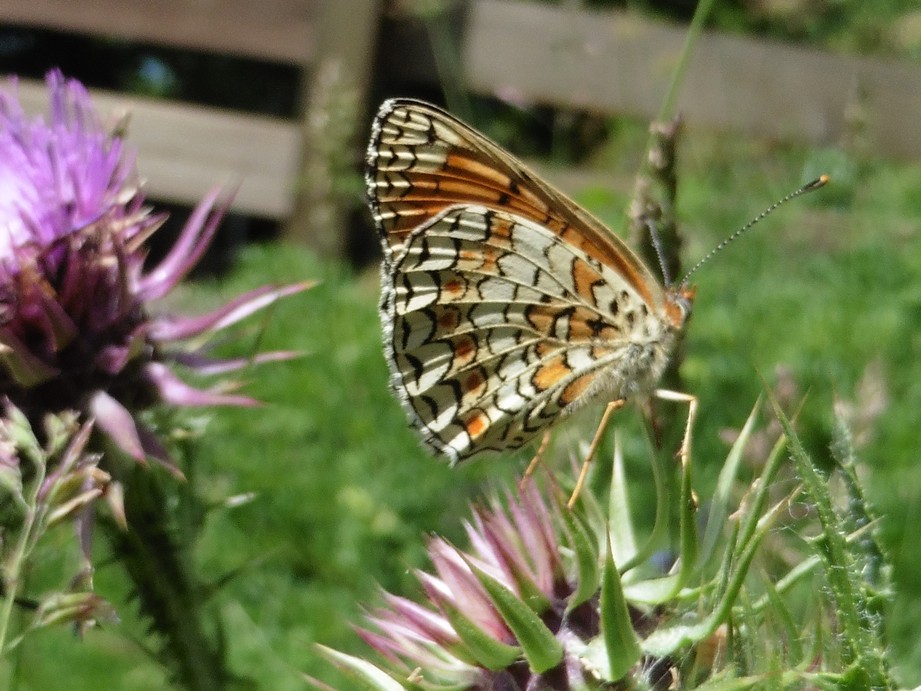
xmin=283 ymin=0 xmax=382 ymax=257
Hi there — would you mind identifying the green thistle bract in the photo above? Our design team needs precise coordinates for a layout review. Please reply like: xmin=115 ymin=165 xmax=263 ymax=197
xmin=324 ymin=401 xmax=893 ymax=689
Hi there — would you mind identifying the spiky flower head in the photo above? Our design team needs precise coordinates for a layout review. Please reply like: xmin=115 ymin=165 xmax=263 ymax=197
xmin=323 ymin=400 xmax=893 ymax=689
xmin=0 ymin=70 xmax=307 ymax=469
xmin=327 ymin=479 xmax=658 ymax=690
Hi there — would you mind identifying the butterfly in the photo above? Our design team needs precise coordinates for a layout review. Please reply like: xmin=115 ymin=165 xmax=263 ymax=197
xmin=366 ymin=98 xmax=824 ymax=500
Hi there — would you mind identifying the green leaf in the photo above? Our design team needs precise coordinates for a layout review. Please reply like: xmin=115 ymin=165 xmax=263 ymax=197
xmin=2 ymin=404 xmax=42 ymax=468
xmin=0 ymin=341 xmax=58 ymax=389
xmin=559 ymin=504 xmax=599 ymax=611
xmin=440 ymin=602 xmax=521 ymax=670
xmin=43 ymin=410 xmax=81 ymax=458
xmin=317 ymin=645 xmax=406 ymax=691
xmin=625 ymin=418 xmax=700 ymax=605
xmin=641 ymin=619 xmax=711 ymax=660
xmin=506 ymin=565 xmax=552 ymax=616
xmin=830 ymin=411 xmax=887 ymax=594
xmin=46 ymin=488 xmax=104 ymax=526
xmin=694 ymin=674 xmax=789 ymax=690
xmin=606 ymin=433 xmax=637 ymax=564
xmin=32 ymin=592 xmax=116 ymax=629
xmin=467 ymin=561 xmax=563 ymax=674
xmin=622 ymin=573 xmax=682 ymax=605
xmin=599 ymin=534 xmax=642 ymax=679
xmin=0 ymin=461 xmax=23 ymax=505
xmin=699 ymin=397 xmax=761 ymax=568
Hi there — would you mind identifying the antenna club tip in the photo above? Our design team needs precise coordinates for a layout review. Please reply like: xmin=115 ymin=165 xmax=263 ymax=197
xmin=812 ymin=174 xmax=830 ymax=188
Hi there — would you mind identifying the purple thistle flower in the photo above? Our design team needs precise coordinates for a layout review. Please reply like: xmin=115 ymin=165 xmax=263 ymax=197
xmin=342 ymin=484 xmax=597 ymax=689
xmin=326 ymin=477 xmax=707 ymax=689
xmin=324 ymin=396 xmax=892 ymax=689
xmin=0 ymin=70 xmax=309 ymax=469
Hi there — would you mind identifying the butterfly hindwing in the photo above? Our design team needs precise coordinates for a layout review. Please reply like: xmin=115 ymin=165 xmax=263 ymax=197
xmin=382 ymin=204 xmax=676 ymax=461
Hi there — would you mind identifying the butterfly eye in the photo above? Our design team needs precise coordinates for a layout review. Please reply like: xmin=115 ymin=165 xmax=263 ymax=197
xmin=677 ymin=287 xmax=695 ymax=318
xmin=664 ymin=285 xmax=694 ymax=328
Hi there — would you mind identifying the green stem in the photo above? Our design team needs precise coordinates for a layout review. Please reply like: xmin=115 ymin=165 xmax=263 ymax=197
xmin=656 ymin=0 xmax=717 ymax=123
xmin=0 ymin=468 xmax=45 ymax=655
xmin=105 ymin=464 xmax=233 ymax=691
xmin=770 ymin=399 xmax=891 ymax=685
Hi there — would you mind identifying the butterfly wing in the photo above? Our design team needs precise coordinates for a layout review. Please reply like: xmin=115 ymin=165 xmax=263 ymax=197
xmin=367 ymin=98 xmax=665 ymax=312
xmin=383 ymin=205 xmax=677 ymax=462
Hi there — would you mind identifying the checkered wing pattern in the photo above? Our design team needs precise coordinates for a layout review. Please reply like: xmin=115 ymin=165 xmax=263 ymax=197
xmin=367 ymin=100 xmax=661 ymax=300
xmin=367 ymin=99 xmax=688 ymax=462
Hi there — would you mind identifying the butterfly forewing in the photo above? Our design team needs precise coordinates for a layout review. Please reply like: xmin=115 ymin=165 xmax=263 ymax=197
xmin=367 ymin=99 xmax=663 ymax=309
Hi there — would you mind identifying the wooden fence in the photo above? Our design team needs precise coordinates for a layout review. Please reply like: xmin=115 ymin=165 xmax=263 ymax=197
xmin=2 ymin=0 xmax=920 ymax=256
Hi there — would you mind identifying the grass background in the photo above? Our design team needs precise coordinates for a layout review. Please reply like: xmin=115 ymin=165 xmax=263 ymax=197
xmin=6 ymin=118 xmax=921 ymax=688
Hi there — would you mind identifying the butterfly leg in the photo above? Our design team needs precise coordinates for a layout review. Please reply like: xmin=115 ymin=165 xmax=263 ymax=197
xmin=567 ymin=398 xmax=626 ymax=509
xmin=652 ymin=389 xmax=698 ymax=470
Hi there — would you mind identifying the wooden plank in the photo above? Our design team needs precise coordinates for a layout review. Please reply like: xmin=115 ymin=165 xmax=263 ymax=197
xmin=463 ymin=0 xmax=921 ymax=159
xmin=0 ymin=0 xmax=317 ymax=64
xmin=15 ymin=79 xmax=302 ymax=218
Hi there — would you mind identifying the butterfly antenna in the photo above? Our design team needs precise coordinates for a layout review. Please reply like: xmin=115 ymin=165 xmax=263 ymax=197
xmin=644 ymin=215 xmax=674 ymax=287
xmin=678 ymin=175 xmax=829 ymax=287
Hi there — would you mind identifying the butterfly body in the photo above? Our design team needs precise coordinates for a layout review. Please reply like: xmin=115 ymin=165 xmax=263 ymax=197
xmin=368 ymin=99 xmax=693 ymax=463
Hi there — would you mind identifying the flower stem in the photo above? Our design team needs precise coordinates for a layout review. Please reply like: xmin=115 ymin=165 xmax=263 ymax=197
xmin=0 ymin=465 xmax=45 ymax=655
xmin=104 ymin=463 xmax=235 ymax=691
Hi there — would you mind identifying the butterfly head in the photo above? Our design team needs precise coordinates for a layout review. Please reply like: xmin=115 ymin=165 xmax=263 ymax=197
xmin=665 ymin=283 xmax=696 ymax=330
